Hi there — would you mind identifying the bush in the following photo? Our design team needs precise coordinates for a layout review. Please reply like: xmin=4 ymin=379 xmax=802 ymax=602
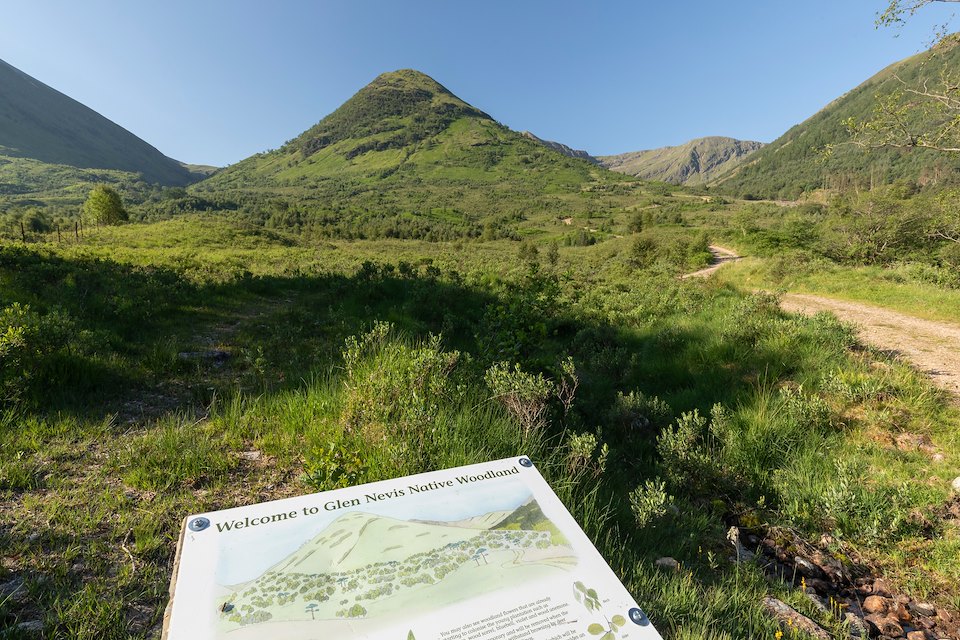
xmin=340 ymin=323 xmax=462 ymax=471
xmin=0 ymin=303 xmax=73 ymax=405
xmin=630 ymin=478 xmax=672 ymax=529
xmin=484 ymin=361 xmax=555 ymax=435
xmin=607 ymin=390 xmax=673 ymax=442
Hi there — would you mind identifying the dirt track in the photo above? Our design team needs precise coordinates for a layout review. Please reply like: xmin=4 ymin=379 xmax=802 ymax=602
xmin=780 ymin=293 xmax=960 ymax=397
xmin=681 ymin=245 xmax=742 ymax=279
xmin=693 ymin=247 xmax=960 ymax=397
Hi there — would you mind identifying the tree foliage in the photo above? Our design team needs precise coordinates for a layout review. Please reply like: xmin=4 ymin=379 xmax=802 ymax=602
xmin=877 ymin=0 xmax=960 ymax=28
xmin=81 ymin=185 xmax=128 ymax=225
xmin=844 ymin=1 xmax=960 ymax=153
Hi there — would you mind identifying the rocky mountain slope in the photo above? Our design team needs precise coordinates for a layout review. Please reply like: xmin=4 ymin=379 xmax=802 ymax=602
xmin=599 ymin=136 xmax=764 ymax=185
xmin=521 ymin=131 xmax=598 ymax=163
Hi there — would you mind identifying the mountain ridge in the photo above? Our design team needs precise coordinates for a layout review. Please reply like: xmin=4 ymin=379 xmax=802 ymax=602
xmin=713 ymin=40 xmax=960 ymax=198
xmin=599 ymin=136 xmax=764 ymax=185
xmin=0 ymin=58 xmax=195 ymax=186
xmin=521 ymin=131 xmax=598 ymax=163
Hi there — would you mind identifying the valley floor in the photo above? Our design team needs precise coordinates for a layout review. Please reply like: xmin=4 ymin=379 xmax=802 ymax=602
xmin=3 ymin=221 xmax=960 ymax=640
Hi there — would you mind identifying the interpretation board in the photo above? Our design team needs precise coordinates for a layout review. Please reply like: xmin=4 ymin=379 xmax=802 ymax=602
xmin=162 ymin=456 xmax=663 ymax=640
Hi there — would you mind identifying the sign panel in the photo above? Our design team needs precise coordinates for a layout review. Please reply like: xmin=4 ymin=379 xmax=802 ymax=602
xmin=163 ymin=456 xmax=663 ymax=640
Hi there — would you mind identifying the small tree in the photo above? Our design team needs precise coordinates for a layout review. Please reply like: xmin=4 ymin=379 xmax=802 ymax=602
xmin=837 ymin=2 xmax=960 ymax=153
xmin=81 ymin=185 xmax=128 ymax=225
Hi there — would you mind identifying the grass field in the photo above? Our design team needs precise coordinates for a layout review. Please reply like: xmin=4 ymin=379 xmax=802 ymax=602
xmin=2 ymin=216 xmax=959 ymax=639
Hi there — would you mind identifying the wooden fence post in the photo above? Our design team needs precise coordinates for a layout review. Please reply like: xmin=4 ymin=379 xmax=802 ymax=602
xmin=20 ymin=221 xmax=26 ymax=243
xmin=75 ymin=221 xmax=79 ymax=241
xmin=57 ymin=224 xmax=62 ymax=243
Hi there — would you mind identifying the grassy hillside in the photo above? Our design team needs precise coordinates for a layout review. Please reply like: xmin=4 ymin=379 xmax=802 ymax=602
xmin=600 ymin=137 xmax=764 ymax=186
xmin=0 ymin=59 xmax=193 ymax=186
xmin=192 ymin=70 xmax=636 ymax=238
xmin=715 ymin=41 xmax=960 ymax=199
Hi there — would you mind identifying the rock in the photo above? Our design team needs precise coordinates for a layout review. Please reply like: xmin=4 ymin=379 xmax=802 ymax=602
xmin=804 ymin=592 xmax=829 ymax=614
xmin=0 ymin=577 xmax=25 ymax=603
xmin=240 ymin=450 xmax=262 ymax=461
xmin=865 ymin=614 xmax=903 ymax=637
xmin=14 ymin=620 xmax=43 ymax=634
xmin=844 ymin=612 xmax=869 ymax=638
xmin=654 ymin=557 xmax=679 ymax=570
xmin=910 ymin=602 xmax=937 ymax=617
xmin=178 ymin=350 xmax=231 ymax=365
xmin=932 ymin=453 xmax=945 ymax=463
xmin=727 ymin=527 xmax=755 ymax=563
xmin=873 ymin=578 xmax=894 ymax=597
xmin=906 ymin=631 xmax=928 ymax=640
xmin=804 ymin=577 xmax=832 ymax=594
xmin=794 ymin=555 xmax=824 ymax=578
xmin=762 ymin=597 xmax=831 ymax=640
xmin=864 ymin=595 xmax=889 ymax=614
xmin=892 ymin=601 xmax=912 ymax=622
xmin=952 ymin=476 xmax=960 ymax=493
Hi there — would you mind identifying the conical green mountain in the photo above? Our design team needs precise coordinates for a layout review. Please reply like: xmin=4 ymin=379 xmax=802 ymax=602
xmin=715 ymin=40 xmax=960 ymax=199
xmin=194 ymin=70 xmax=625 ymax=231
xmin=0 ymin=58 xmax=193 ymax=186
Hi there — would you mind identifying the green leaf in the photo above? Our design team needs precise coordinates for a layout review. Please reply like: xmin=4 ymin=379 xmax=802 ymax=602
xmin=587 ymin=589 xmax=599 ymax=599
xmin=587 ymin=623 xmax=606 ymax=635
xmin=575 ymin=581 xmax=587 ymax=592
xmin=611 ymin=615 xmax=626 ymax=627
xmin=601 ymin=634 xmax=614 ymax=640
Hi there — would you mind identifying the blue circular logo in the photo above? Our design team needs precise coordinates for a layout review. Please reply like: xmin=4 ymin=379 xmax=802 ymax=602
xmin=629 ymin=608 xmax=649 ymax=626
xmin=519 ymin=457 xmax=533 ymax=468
xmin=189 ymin=517 xmax=210 ymax=532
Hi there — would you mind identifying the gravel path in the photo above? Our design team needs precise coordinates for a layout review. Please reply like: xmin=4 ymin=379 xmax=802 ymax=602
xmin=689 ymin=246 xmax=960 ymax=397
xmin=780 ymin=293 xmax=960 ymax=397
xmin=681 ymin=245 xmax=742 ymax=279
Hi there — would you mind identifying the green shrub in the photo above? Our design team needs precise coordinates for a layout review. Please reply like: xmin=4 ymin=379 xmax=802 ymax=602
xmin=0 ymin=303 xmax=74 ymax=404
xmin=339 ymin=323 xmax=463 ymax=473
xmin=630 ymin=478 xmax=672 ymax=529
xmin=607 ymin=390 xmax=673 ymax=442
xmin=484 ymin=361 xmax=555 ymax=435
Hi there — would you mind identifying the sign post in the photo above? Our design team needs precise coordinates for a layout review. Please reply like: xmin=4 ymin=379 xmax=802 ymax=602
xmin=163 ymin=456 xmax=663 ymax=640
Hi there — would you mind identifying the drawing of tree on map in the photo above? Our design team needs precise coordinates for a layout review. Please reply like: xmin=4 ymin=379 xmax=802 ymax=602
xmin=215 ymin=495 xmax=576 ymax=634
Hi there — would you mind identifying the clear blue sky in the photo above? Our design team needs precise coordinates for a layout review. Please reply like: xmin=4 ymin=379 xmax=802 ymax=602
xmin=1 ymin=1 xmax=954 ymax=166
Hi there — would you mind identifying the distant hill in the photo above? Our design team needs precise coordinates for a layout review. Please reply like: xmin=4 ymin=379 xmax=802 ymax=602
xmin=0 ymin=58 xmax=194 ymax=186
xmin=180 ymin=162 xmax=219 ymax=177
xmin=521 ymin=131 xmax=598 ymax=163
xmin=194 ymin=69 xmax=629 ymax=237
xmin=599 ymin=136 xmax=764 ymax=185
xmin=715 ymin=39 xmax=960 ymax=199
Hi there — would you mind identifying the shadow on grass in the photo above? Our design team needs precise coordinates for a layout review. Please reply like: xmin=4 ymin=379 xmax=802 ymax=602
xmin=1 ymin=244 xmax=864 ymax=638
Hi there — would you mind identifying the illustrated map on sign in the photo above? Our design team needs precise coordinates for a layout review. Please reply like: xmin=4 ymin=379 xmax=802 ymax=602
xmin=163 ymin=457 xmax=663 ymax=640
